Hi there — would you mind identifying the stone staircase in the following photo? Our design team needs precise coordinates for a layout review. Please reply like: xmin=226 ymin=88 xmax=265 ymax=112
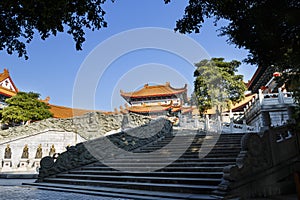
xmin=25 ymin=130 xmax=244 ymax=199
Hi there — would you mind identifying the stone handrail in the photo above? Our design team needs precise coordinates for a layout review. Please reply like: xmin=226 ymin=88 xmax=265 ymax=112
xmin=37 ymin=118 xmax=173 ymax=181
xmin=216 ymin=124 xmax=300 ymax=198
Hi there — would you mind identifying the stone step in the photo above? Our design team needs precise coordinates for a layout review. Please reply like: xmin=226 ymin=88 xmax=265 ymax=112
xmin=129 ymin=148 xmax=241 ymax=155
xmin=118 ymin=154 xmax=240 ymax=160
xmin=80 ymin=166 xmax=226 ymax=172
xmin=67 ymin=170 xmax=224 ymax=178
xmin=92 ymin=161 xmax=236 ymax=168
xmin=145 ymin=138 xmax=243 ymax=146
xmin=24 ymin=182 xmax=219 ymax=200
xmin=100 ymin=157 xmax=237 ymax=164
xmin=31 ymin=129 xmax=244 ymax=199
xmin=135 ymin=147 xmax=241 ymax=154
xmin=55 ymin=174 xmax=222 ymax=185
xmin=100 ymin=157 xmax=237 ymax=163
xmin=149 ymin=137 xmax=243 ymax=142
xmin=146 ymin=144 xmax=242 ymax=149
xmin=42 ymin=177 xmax=219 ymax=194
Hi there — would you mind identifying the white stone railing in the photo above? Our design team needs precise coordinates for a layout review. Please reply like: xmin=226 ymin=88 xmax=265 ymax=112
xmin=221 ymin=121 xmax=257 ymax=133
xmin=245 ymin=89 xmax=294 ymax=115
xmin=179 ymin=116 xmax=257 ymax=134
xmin=244 ymin=88 xmax=295 ymax=128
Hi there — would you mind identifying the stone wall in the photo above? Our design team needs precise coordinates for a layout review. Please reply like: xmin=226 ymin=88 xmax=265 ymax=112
xmin=0 ymin=112 xmax=151 ymax=142
xmin=0 ymin=130 xmax=85 ymax=173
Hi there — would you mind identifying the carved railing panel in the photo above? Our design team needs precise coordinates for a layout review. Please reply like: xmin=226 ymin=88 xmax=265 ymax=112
xmin=217 ymin=125 xmax=300 ymax=198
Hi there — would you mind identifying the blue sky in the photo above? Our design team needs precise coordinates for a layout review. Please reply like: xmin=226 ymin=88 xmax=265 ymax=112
xmin=0 ymin=0 xmax=256 ymax=111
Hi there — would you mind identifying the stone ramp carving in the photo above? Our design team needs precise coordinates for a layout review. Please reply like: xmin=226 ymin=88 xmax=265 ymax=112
xmin=215 ymin=125 xmax=300 ymax=198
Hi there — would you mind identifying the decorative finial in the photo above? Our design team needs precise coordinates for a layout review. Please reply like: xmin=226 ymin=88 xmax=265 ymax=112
xmin=3 ymin=68 xmax=9 ymax=75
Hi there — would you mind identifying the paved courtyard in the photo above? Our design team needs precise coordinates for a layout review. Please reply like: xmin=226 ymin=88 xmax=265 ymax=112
xmin=0 ymin=179 xmax=130 ymax=200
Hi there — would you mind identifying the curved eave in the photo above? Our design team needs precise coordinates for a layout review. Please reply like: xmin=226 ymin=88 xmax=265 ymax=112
xmin=127 ymin=105 xmax=172 ymax=114
xmin=0 ymin=86 xmax=17 ymax=97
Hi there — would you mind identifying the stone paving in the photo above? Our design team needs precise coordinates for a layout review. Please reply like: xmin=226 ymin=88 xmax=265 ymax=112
xmin=0 ymin=179 xmax=130 ymax=200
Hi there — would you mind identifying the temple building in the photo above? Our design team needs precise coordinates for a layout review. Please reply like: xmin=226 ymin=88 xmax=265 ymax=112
xmin=120 ymin=82 xmax=193 ymax=117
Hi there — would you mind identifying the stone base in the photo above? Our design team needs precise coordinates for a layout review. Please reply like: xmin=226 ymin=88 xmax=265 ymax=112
xmin=32 ymin=159 xmax=41 ymax=169
xmin=1 ymin=159 xmax=12 ymax=172
xmin=18 ymin=159 xmax=29 ymax=169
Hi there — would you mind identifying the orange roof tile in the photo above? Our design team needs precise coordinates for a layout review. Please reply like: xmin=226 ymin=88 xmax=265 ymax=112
xmin=121 ymin=82 xmax=187 ymax=99
xmin=49 ymin=104 xmax=112 ymax=118
xmin=49 ymin=104 xmax=95 ymax=118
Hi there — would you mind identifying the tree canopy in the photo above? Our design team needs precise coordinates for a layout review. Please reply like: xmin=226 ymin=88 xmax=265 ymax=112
xmin=0 ymin=92 xmax=53 ymax=125
xmin=194 ymin=58 xmax=246 ymax=116
xmin=165 ymin=0 xmax=300 ymax=105
xmin=0 ymin=0 xmax=111 ymax=59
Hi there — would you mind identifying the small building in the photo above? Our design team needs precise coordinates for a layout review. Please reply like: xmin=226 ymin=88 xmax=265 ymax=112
xmin=120 ymin=82 xmax=192 ymax=117
xmin=0 ymin=69 xmax=18 ymax=108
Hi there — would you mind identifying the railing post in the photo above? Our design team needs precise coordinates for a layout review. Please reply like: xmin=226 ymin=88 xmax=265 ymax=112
xmin=258 ymin=89 xmax=264 ymax=104
xmin=230 ymin=118 xmax=234 ymax=133
xmin=278 ymin=88 xmax=284 ymax=104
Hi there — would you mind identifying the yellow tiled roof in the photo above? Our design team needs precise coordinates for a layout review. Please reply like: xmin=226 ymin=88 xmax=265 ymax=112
xmin=121 ymin=82 xmax=187 ymax=98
